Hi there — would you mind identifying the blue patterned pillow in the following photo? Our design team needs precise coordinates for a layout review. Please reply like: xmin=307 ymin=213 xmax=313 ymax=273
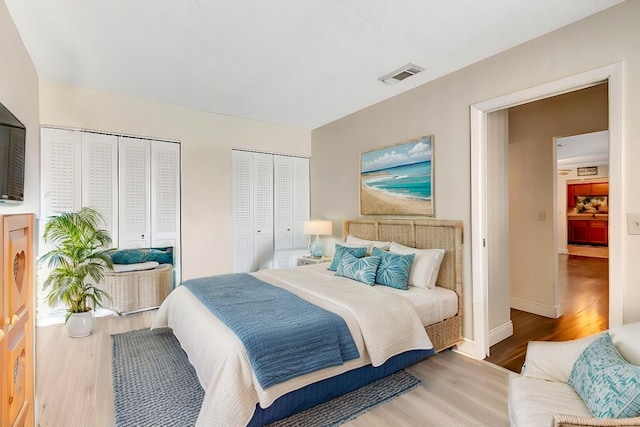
xmin=372 ymin=247 xmax=414 ymax=290
xmin=110 ymin=248 xmax=174 ymax=265
xmin=110 ymin=249 xmax=145 ymax=264
xmin=568 ymin=333 xmax=640 ymax=418
xmin=335 ymin=252 xmax=381 ymax=286
xmin=328 ymin=244 xmax=367 ymax=271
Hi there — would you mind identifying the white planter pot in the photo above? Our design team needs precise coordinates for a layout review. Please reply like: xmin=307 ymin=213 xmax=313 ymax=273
xmin=65 ymin=311 xmax=94 ymax=338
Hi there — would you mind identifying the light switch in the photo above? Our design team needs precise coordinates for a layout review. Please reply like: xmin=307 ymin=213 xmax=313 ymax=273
xmin=627 ymin=213 xmax=640 ymax=235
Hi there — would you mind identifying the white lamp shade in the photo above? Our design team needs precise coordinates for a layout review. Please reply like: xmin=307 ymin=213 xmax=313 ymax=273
xmin=303 ymin=220 xmax=332 ymax=236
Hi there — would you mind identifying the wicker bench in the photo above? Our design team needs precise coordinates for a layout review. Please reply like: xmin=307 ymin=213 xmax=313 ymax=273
xmin=99 ymin=264 xmax=173 ymax=314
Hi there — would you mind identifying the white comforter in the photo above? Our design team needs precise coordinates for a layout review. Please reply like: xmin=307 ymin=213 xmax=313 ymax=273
xmin=151 ymin=264 xmax=433 ymax=426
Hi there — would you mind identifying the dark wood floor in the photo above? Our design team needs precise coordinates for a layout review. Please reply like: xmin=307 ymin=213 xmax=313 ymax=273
xmin=485 ymin=254 xmax=608 ymax=373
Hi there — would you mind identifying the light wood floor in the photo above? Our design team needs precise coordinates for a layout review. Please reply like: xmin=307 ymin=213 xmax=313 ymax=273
xmin=35 ymin=311 xmax=512 ymax=427
xmin=486 ymin=254 xmax=608 ymax=372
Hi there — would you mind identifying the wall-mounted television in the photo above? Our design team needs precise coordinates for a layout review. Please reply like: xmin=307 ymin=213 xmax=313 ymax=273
xmin=0 ymin=102 xmax=25 ymax=203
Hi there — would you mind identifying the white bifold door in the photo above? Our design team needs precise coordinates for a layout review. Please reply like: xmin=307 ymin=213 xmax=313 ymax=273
xmin=232 ymin=150 xmax=309 ymax=272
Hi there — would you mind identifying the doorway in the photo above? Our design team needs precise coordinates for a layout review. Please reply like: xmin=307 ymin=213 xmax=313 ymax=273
xmin=484 ymin=88 xmax=610 ymax=372
xmin=469 ymin=63 xmax=623 ymax=360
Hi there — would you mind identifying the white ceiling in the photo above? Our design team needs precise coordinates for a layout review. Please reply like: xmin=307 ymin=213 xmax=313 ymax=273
xmin=5 ymin=0 xmax=623 ymax=130
xmin=557 ymin=130 xmax=609 ymax=169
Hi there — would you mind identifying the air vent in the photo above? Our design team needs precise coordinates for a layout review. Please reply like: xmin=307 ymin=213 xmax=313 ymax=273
xmin=379 ymin=63 xmax=425 ymax=84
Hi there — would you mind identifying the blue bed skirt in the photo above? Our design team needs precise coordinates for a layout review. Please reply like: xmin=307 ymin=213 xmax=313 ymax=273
xmin=247 ymin=348 xmax=434 ymax=426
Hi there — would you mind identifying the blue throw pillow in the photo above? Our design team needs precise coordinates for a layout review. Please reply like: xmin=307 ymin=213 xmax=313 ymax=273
xmin=327 ymin=244 xmax=367 ymax=271
xmin=144 ymin=248 xmax=173 ymax=264
xmin=335 ymin=252 xmax=381 ymax=286
xmin=372 ymin=247 xmax=414 ymax=290
xmin=568 ymin=333 xmax=640 ymax=418
xmin=110 ymin=248 xmax=174 ymax=265
xmin=110 ymin=249 xmax=145 ymax=264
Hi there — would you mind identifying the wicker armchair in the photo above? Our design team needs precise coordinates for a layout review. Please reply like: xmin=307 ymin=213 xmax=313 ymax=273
xmin=509 ymin=322 xmax=640 ymax=427
xmin=100 ymin=264 xmax=173 ymax=314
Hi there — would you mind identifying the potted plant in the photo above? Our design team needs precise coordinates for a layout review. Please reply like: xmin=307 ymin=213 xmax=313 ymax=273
xmin=40 ymin=207 xmax=114 ymax=337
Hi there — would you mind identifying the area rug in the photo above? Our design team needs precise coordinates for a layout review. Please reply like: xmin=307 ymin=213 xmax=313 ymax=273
xmin=112 ymin=328 xmax=421 ymax=427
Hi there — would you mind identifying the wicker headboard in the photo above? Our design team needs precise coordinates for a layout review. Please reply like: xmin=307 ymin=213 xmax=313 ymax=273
xmin=343 ymin=218 xmax=463 ymax=316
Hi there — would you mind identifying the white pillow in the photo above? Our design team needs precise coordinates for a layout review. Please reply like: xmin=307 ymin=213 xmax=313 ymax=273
xmin=112 ymin=261 xmax=160 ymax=273
xmin=389 ymin=242 xmax=445 ymax=289
xmin=340 ymin=239 xmax=374 ymax=255
xmin=610 ymin=321 xmax=640 ymax=365
xmin=346 ymin=235 xmax=391 ymax=255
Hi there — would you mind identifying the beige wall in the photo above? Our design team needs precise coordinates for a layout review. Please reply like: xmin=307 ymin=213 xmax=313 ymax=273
xmin=38 ymin=81 xmax=311 ymax=280
xmin=508 ymin=84 xmax=608 ymax=317
xmin=0 ymin=1 xmax=39 ymax=216
xmin=311 ymin=1 xmax=640 ymax=341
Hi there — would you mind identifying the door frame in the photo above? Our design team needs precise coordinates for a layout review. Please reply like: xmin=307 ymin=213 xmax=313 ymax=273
xmin=470 ymin=63 xmax=623 ymax=360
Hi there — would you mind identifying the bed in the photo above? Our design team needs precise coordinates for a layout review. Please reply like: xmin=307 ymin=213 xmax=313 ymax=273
xmin=151 ymin=217 xmax=463 ymax=426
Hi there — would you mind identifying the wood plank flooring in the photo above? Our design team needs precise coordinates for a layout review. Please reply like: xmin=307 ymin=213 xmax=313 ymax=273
xmin=486 ymin=255 xmax=608 ymax=373
xmin=35 ymin=311 xmax=512 ymax=427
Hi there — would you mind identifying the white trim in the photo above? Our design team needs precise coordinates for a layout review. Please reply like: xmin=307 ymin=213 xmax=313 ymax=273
xmin=470 ymin=106 xmax=489 ymax=360
xmin=470 ymin=62 xmax=624 ymax=359
xmin=489 ymin=320 xmax=514 ymax=347
xmin=510 ymin=298 xmax=562 ymax=319
xmin=454 ymin=338 xmax=477 ymax=359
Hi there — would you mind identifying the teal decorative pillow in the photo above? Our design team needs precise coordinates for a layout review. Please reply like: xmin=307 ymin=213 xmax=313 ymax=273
xmin=328 ymin=244 xmax=367 ymax=271
xmin=372 ymin=247 xmax=414 ymax=290
xmin=335 ymin=252 xmax=381 ymax=286
xmin=110 ymin=249 xmax=145 ymax=264
xmin=568 ymin=333 xmax=640 ymax=418
xmin=110 ymin=248 xmax=174 ymax=265
xmin=144 ymin=248 xmax=173 ymax=264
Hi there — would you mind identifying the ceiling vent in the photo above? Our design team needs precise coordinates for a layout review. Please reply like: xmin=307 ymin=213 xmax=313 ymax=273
xmin=379 ymin=63 xmax=425 ymax=84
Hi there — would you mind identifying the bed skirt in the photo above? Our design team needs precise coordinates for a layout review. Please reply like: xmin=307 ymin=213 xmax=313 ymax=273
xmin=248 ymin=348 xmax=434 ymax=426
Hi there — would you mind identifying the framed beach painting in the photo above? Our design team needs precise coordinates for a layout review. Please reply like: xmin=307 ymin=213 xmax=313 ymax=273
xmin=360 ymin=135 xmax=434 ymax=216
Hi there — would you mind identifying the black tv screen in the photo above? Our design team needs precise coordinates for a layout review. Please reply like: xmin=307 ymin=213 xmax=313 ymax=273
xmin=0 ymin=103 xmax=26 ymax=203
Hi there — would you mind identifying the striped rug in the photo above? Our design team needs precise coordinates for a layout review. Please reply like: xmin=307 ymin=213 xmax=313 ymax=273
xmin=112 ymin=328 xmax=420 ymax=427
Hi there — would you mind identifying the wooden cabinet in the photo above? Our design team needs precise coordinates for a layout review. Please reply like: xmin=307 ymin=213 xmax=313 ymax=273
xmin=568 ymin=220 xmax=589 ymax=244
xmin=1 ymin=214 xmax=34 ymax=427
xmin=589 ymin=221 xmax=609 ymax=245
xmin=591 ymin=182 xmax=609 ymax=196
xmin=567 ymin=181 xmax=609 ymax=209
xmin=568 ymin=219 xmax=608 ymax=246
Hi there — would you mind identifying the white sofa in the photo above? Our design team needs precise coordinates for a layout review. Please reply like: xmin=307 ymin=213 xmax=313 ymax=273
xmin=509 ymin=322 xmax=640 ymax=427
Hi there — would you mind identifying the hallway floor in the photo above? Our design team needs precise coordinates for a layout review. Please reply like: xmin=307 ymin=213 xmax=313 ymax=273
xmin=485 ymin=254 xmax=608 ymax=373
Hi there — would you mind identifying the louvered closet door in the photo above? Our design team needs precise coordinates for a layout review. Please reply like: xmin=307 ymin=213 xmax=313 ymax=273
xmin=232 ymin=151 xmax=253 ymax=273
xmin=151 ymin=141 xmax=180 ymax=248
xmin=291 ymin=157 xmax=310 ymax=249
xmin=40 ymin=128 xmax=82 ymax=218
xmin=81 ymin=133 xmax=118 ymax=247
xmin=253 ymin=153 xmax=273 ymax=271
xmin=118 ymin=137 xmax=151 ymax=249
xmin=273 ymin=156 xmax=294 ymax=269
xmin=273 ymin=156 xmax=293 ymax=251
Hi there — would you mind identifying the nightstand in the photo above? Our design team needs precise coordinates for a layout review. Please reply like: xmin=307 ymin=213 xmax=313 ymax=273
xmin=297 ymin=255 xmax=332 ymax=266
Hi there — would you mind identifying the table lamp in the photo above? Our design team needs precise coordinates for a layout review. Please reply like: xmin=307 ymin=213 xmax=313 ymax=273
xmin=303 ymin=220 xmax=333 ymax=257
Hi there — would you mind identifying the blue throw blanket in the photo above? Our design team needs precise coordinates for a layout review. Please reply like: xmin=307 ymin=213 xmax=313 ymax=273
xmin=183 ymin=273 xmax=359 ymax=388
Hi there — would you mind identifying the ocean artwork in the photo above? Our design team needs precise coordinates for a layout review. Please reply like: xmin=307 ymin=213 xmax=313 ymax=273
xmin=360 ymin=136 xmax=434 ymax=216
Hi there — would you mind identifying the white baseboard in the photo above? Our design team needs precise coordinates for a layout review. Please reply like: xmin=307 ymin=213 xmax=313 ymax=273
xmin=489 ymin=320 xmax=513 ymax=347
xmin=454 ymin=338 xmax=479 ymax=359
xmin=511 ymin=297 xmax=561 ymax=318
